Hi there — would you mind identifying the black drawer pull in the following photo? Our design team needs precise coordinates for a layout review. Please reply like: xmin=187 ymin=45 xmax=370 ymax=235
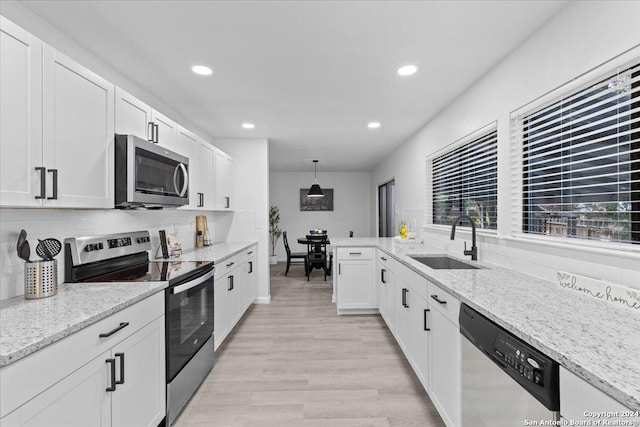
xmin=431 ymin=295 xmax=447 ymax=304
xmin=106 ymin=358 xmax=116 ymax=392
xmin=381 ymin=268 xmax=386 ymax=284
xmin=226 ymin=261 xmax=235 ymax=267
xmin=99 ymin=322 xmax=129 ymax=338
xmin=247 ymin=251 xmax=253 ymax=255
xmin=349 ymin=252 xmax=362 ymax=255
xmin=380 ymin=256 xmax=387 ymax=261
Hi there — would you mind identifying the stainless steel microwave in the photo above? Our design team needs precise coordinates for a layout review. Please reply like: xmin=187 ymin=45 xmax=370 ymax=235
xmin=115 ymin=134 xmax=189 ymax=208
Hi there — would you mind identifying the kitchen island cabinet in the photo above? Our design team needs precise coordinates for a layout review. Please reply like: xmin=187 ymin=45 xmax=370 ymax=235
xmin=335 ymin=247 xmax=375 ymax=314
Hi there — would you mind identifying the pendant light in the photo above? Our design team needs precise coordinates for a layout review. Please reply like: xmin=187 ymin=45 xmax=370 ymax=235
xmin=307 ymin=160 xmax=324 ymax=198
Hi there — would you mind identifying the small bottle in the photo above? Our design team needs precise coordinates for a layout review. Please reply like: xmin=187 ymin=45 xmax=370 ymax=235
xmin=204 ymin=229 xmax=211 ymax=246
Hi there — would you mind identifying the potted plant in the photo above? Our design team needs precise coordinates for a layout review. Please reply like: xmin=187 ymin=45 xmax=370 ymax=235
xmin=269 ymin=205 xmax=282 ymax=264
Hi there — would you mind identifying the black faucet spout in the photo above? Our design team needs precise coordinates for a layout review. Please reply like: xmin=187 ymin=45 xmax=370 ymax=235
xmin=450 ymin=215 xmax=478 ymax=261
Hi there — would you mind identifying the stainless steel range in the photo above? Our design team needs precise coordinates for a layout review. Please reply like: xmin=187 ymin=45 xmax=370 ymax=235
xmin=64 ymin=230 xmax=214 ymax=426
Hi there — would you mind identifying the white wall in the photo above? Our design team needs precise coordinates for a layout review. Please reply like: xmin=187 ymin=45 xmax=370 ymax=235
xmin=269 ymin=171 xmax=371 ymax=261
xmin=213 ymin=138 xmax=271 ymax=303
xmin=371 ymin=0 xmax=640 ymax=289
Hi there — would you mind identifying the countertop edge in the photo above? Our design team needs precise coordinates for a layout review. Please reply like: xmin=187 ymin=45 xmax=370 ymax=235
xmin=0 ymin=285 xmax=166 ymax=368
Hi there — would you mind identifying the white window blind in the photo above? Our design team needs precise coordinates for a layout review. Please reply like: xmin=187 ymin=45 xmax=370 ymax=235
xmin=514 ymin=61 xmax=639 ymax=244
xmin=431 ymin=128 xmax=497 ymax=229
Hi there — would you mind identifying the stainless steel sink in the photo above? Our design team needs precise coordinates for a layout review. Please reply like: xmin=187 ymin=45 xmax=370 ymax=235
xmin=409 ymin=255 xmax=481 ymax=270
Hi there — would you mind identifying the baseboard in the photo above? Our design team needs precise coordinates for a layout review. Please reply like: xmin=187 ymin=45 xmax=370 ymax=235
xmin=253 ymin=295 xmax=271 ymax=304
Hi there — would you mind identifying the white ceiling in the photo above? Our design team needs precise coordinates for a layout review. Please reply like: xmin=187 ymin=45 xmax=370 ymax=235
xmin=19 ymin=0 xmax=566 ymax=172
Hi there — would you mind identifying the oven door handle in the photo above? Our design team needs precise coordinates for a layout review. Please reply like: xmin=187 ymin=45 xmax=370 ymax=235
xmin=171 ymin=268 xmax=214 ymax=294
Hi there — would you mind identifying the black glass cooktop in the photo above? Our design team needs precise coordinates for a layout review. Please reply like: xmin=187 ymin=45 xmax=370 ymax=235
xmin=86 ymin=260 xmax=213 ymax=285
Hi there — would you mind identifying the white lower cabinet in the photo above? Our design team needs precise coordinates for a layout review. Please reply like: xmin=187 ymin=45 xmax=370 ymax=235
xmin=376 ymin=251 xmax=395 ymax=330
xmin=336 ymin=248 xmax=375 ymax=313
xmin=214 ymin=245 xmax=258 ymax=350
xmin=560 ymin=366 xmax=635 ymax=422
xmin=427 ymin=283 xmax=461 ymax=427
xmin=0 ymin=293 xmax=165 ymax=427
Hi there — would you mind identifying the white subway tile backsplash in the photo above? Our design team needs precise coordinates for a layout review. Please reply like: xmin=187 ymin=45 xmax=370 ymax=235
xmin=0 ymin=208 xmax=237 ymax=300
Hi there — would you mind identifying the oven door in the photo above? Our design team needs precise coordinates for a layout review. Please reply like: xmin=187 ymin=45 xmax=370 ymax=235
xmin=165 ymin=267 xmax=214 ymax=381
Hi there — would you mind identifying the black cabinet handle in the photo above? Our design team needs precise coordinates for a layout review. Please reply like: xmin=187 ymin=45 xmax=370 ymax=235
xmin=35 ymin=167 xmax=46 ymax=199
xmin=338 ymin=263 xmax=341 ymax=275
xmin=226 ymin=261 xmax=235 ymax=267
xmin=424 ymin=309 xmax=431 ymax=331
xmin=47 ymin=169 xmax=58 ymax=200
xmin=228 ymin=275 xmax=234 ymax=291
xmin=147 ymin=122 xmax=154 ymax=142
xmin=154 ymin=124 xmax=159 ymax=143
xmin=225 ymin=196 xmax=230 ymax=208
xmin=349 ymin=252 xmax=361 ymax=255
xmin=248 ymin=261 xmax=253 ymax=274
xmin=106 ymin=358 xmax=116 ymax=392
xmin=247 ymin=251 xmax=253 ymax=255
xmin=381 ymin=269 xmax=386 ymax=284
xmin=99 ymin=322 xmax=129 ymax=338
xmin=115 ymin=352 xmax=125 ymax=385
xmin=380 ymin=256 xmax=387 ymax=261
xmin=402 ymin=288 xmax=409 ymax=308
xmin=431 ymin=295 xmax=447 ymax=304
xmin=197 ymin=192 xmax=204 ymax=207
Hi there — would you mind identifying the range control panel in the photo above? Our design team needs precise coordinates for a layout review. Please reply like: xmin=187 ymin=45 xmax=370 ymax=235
xmin=495 ymin=333 xmax=545 ymax=385
xmin=65 ymin=230 xmax=152 ymax=265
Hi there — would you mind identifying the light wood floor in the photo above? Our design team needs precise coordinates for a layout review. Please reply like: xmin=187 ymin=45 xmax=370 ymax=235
xmin=174 ymin=262 xmax=446 ymax=427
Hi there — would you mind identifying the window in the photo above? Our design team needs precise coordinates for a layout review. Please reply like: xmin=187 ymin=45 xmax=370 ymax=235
xmin=515 ymin=61 xmax=639 ymax=244
xmin=431 ymin=127 xmax=498 ymax=229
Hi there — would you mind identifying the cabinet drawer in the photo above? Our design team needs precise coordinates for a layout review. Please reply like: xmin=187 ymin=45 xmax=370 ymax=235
xmin=215 ymin=253 xmax=242 ymax=280
xmin=377 ymin=250 xmax=394 ymax=268
xmin=427 ymin=283 xmax=460 ymax=327
xmin=0 ymin=292 xmax=164 ymax=418
xmin=337 ymin=247 xmax=374 ymax=260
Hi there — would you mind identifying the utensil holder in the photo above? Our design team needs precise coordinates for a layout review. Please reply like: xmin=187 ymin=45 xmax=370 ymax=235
xmin=24 ymin=260 xmax=58 ymax=299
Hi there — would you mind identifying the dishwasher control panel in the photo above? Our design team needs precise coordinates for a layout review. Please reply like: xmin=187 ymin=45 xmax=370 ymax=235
xmin=494 ymin=333 xmax=545 ymax=385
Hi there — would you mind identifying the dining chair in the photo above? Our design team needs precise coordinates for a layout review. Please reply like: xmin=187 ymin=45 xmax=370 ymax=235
xmin=305 ymin=237 xmax=329 ymax=281
xmin=283 ymin=231 xmax=308 ymax=276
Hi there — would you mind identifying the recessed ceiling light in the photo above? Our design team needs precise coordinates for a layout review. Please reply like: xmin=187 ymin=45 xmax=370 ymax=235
xmin=396 ymin=64 xmax=418 ymax=76
xmin=191 ymin=65 xmax=213 ymax=76
xmin=242 ymin=123 xmax=255 ymax=129
xmin=368 ymin=122 xmax=381 ymax=129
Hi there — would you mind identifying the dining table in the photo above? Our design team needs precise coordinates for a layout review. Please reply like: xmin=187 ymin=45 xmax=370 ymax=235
xmin=297 ymin=236 xmax=332 ymax=278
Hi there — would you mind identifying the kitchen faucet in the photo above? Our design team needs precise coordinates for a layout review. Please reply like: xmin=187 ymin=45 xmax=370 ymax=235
xmin=450 ymin=215 xmax=478 ymax=261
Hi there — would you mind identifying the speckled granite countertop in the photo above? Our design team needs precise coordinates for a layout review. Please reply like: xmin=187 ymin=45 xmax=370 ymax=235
xmin=0 ymin=281 xmax=166 ymax=367
xmin=331 ymin=237 xmax=640 ymax=411
xmin=0 ymin=241 xmax=256 ymax=368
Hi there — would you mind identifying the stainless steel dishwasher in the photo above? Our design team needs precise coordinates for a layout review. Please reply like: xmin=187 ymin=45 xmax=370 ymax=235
xmin=459 ymin=304 xmax=560 ymax=426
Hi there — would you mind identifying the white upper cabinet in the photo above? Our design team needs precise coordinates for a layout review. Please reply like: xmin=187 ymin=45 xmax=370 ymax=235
xmin=42 ymin=47 xmax=114 ymax=208
xmin=151 ymin=109 xmax=177 ymax=151
xmin=175 ymin=126 xmax=198 ymax=209
xmin=196 ymin=141 xmax=216 ymax=209
xmin=0 ymin=16 xmax=43 ymax=207
xmin=215 ymin=149 xmax=235 ymax=210
xmin=115 ymin=87 xmax=152 ymax=140
xmin=114 ymin=87 xmax=177 ymax=150
xmin=1 ymin=17 xmax=114 ymax=209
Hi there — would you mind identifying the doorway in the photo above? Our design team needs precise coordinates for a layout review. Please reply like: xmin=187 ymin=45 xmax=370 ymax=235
xmin=378 ymin=179 xmax=396 ymax=237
